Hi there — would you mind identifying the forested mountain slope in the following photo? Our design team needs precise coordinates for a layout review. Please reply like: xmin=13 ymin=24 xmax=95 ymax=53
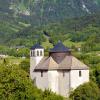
xmin=0 ymin=0 xmax=100 ymax=24
xmin=0 ymin=0 xmax=100 ymax=53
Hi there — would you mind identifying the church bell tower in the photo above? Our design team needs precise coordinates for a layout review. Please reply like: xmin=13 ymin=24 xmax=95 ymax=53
xmin=30 ymin=44 xmax=44 ymax=79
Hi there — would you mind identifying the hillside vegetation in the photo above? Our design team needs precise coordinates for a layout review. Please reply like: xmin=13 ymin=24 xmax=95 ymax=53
xmin=0 ymin=1 xmax=100 ymax=99
xmin=16 ymin=0 xmax=100 ymax=24
xmin=0 ymin=13 xmax=100 ymax=56
xmin=0 ymin=0 xmax=100 ymax=52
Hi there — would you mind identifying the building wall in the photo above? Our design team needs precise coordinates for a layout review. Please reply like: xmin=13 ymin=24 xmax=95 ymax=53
xmin=58 ymin=71 xmax=70 ymax=97
xmin=33 ymin=71 xmax=60 ymax=93
xmin=30 ymin=49 xmax=44 ymax=79
xmin=30 ymin=57 xmax=36 ymax=79
xmin=32 ymin=69 xmax=89 ymax=97
xmin=34 ymin=71 xmax=49 ymax=90
xmin=48 ymin=70 xmax=59 ymax=94
xmin=70 ymin=70 xmax=89 ymax=90
xmin=33 ymin=70 xmax=70 ymax=97
xmin=30 ymin=56 xmax=43 ymax=79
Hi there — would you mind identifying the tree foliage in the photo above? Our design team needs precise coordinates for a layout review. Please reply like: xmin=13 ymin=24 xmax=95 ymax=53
xmin=70 ymin=82 xmax=100 ymax=100
xmin=0 ymin=64 xmax=40 ymax=100
xmin=0 ymin=64 xmax=65 ymax=100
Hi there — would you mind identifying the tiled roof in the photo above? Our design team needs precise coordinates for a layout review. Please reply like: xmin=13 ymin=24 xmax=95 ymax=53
xmin=34 ymin=56 xmax=89 ymax=71
xmin=31 ymin=44 xmax=43 ymax=50
xmin=50 ymin=41 xmax=70 ymax=52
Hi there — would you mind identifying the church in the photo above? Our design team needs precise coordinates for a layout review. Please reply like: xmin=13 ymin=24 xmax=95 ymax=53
xmin=30 ymin=41 xmax=89 ymax=97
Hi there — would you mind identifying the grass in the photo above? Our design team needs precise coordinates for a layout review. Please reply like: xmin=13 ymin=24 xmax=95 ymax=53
xmin=0 ymin=56 xmax=26 ymax=65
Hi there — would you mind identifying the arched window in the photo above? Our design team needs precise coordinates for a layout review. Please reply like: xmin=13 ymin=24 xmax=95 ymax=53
xmin=33 ymin=77 xmax=36 ymax=85
xmin=31 ymin=51 xmax=32 ymax=56
xmin=37 ymin=51 xmax=39 ymax=56
xmin=33 ymin=51 xmax=35 ymax=56
xmin=63 ymin=71 xmax=65 ymax=77
xmin=41 ymin=71 xmax=43 ymax=77
xmin=40 ymin=50 xmax=42 ymax=56
xmin=79 ymin=71 xmax=82 ymax=77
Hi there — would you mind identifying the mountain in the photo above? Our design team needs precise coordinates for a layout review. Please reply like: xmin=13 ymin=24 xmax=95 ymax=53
xmin=0 ymin=0 xmax=100 ymax=52
xmin=28 ymin=0 xmax=100 ymax=23
xmin=0 ymin=0 xmax=100 ymax=24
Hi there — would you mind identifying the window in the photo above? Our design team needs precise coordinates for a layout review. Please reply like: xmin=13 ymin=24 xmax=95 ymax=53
xmin=33 ymin=51 xmax=35 ymax=56
xmin=41 ymin=71 xmax=43 ymax=77
xmin=63 ymin=71 xmax=65 ymax=77
xmin=37 ymin=51 xmax=39 ymax=56
xmin=31 ymin=51 xmax=32 ymax=56
xmin=40 ymin=51 xmax=42 ymax=56
xmin=33 ymin=77 xmax=36 ymax=85
xmin=79 ymin=71 xmax=82 ymax=77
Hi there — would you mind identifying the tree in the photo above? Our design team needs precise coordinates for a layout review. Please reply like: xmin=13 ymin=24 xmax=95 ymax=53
xmin=0 ymin=64 xmax=65 ymax=100
xmin=19 ymin=59 xmax=30 ymax=73
xmin=70 ymin=82 xmax=100 ymax=100
xmin=0 ymin=64 xmax=42 ymax=100
xmin=94 ymin=65 xmax=100 ymax=87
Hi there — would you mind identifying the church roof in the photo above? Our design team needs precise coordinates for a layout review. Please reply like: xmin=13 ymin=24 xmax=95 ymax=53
xmin=50 ymin=41 xmax=70 ymax=52
xmin=34 ymin=56 xmax=89 ymax=71
xmin=31 ymin=44 xmax=43 ymax=50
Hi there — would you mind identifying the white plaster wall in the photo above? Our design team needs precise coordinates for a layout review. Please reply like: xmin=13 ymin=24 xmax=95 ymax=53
xmin=30 ymin=49 xmax=44 ymax=80
xmin=30 ymin=57 xmax=35 ymax=79
xmin=34 ymin=71 xmax=49 ymax=90
xmin=34 ymin=71 xmax=70 ymax=97
xmin=34 ymin=56 xmax=43 ymax=65
xmin=48 ymin=71 xmax=59 ymax=94
xmin=58 ymin=71 xmax=70 ymax=97
xmin=30 ymin=56 xmax=43 ymax=79
xmin=70 ymin=70 xmax=89 ymax=90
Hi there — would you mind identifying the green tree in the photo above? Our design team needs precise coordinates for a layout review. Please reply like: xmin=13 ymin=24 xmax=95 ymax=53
xmin=0 ymin=64 xmax=42 ymax=100
xmin=70 ymin=82 xmax=100 ymax=100
xmin=19 ymin=59 xmax=30 ymax=73
xmin=0 ymin=64 xmax=65 ymax=100
xmin=94 ymin=65 xmax=100 ymax=87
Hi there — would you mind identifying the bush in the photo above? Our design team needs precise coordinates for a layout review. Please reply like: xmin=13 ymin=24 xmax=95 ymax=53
xmin=41 ymin=89 xmax=65 ymax=100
